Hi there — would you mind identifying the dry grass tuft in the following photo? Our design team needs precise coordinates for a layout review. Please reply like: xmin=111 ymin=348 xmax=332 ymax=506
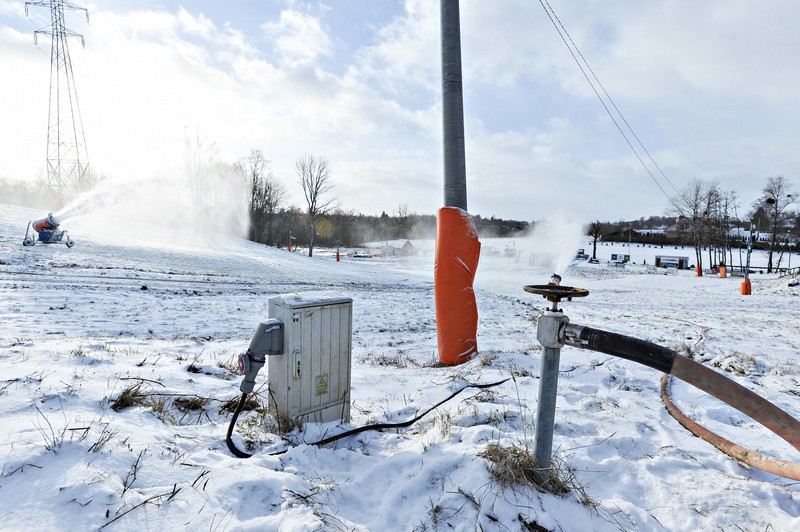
xmin=174 ymin=396 xmax=209 ymax=412
xmin=481 ymin=442 xmax=596 ymax=508
xmin=111 ymin=384 xmax=148 ymax=412
xmin=220 ymin=394 xmax=261 ymax=414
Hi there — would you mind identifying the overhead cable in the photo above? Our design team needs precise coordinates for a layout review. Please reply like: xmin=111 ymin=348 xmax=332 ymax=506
xmin=538 ymin=0 xmax=679 ymax=202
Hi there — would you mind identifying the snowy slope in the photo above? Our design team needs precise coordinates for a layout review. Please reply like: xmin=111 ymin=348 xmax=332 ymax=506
xmin=1 ymin=203 xmax=799 ymax=531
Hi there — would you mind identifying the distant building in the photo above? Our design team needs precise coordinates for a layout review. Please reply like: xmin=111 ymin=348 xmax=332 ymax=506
xmin=655 ymin=255 xmax=690 ymax=269
xmin=397 ymin=240 xmax=417 ymax=256
xmin=664 ymin=217 xmax=691 ymax=239
xmin=635 ymin=226 xmax=667 ymax=236
xmin=366 ymin=239 xmax=418 ymax=257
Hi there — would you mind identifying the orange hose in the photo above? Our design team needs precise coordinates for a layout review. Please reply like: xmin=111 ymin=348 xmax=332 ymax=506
xmin=661 ymin=374 xmax=800 ymax=480
xmin=434 ymin=207 xmax=481 ymax=365
xmin=670 ymin=356 xmax=800 ymax=449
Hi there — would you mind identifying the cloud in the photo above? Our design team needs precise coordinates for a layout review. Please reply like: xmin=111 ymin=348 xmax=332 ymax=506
xmin=2 ymin=0 xmax=800 ymax=224
xmin=261 ymin=7 xmax=332 ymax=65
xmin=353 ymin=0 xmax=440 ymax=100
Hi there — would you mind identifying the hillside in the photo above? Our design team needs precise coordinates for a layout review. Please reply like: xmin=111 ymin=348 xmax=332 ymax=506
xmin=1 ymin=203 xmax=799 ymax=531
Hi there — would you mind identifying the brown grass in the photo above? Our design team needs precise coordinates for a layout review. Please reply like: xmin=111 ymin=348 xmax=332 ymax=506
xmin=481 ymin=442 xmax=596 ymax=508
xmin=111 ymin=384 xmax=148 ymax=412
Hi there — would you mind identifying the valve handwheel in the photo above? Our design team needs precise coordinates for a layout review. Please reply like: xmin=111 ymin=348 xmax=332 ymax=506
xmin=524 ymin=284 xmax=589 ymax=305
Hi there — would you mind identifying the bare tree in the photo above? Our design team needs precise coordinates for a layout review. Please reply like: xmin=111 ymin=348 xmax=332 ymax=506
xmin=703 ymin=184 xmax=724 ymax=269
xmin=757 ymin=176 xmax=796 ymax=273
xmin=720 ymin=190 xmax=739 ymax=269
xmin=587 ymin=220 xmax=604 ymax=260
xmin=184 ymin=129 xmax=218 ymax=215
xmin=394 ymin=203 xmax=411 ymax=239
xmin=296 ymin=154 xmax=336 ymax=256
xmin=184 ymin=130 xmax=250 ymax=236
xmin=239 ymin=150 xmax=287 ymax=245
xmin=671 ymin=178 xmax=720 ymax=272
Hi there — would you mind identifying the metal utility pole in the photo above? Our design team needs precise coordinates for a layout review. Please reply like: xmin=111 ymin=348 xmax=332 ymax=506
xmin=26 ymin=0 xmax=90 ymax=201
xmin=435 ymin=0 xmax=480 ymax=366
xmin=440 ymin=0 xmax=467 ymax=210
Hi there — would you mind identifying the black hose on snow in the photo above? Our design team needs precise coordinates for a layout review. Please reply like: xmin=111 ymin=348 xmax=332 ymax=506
xmin=564 ymin=323 xmax=676 ymax=373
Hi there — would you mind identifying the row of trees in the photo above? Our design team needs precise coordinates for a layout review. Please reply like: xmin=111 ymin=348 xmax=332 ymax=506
xmin=217 ymin=148 xmax=800 ymax=270
xmin=241 ymin=150 xmax=530 ymax=254
xmin=1 ymin=145 xmax=532 ymax=255
xmin=5 ymin=141 xmax=796 ymax=270
xmin=244 ymin=155 xmax=797 ymax=275
xmin=587 ymin=176 xmax=798 ymax=273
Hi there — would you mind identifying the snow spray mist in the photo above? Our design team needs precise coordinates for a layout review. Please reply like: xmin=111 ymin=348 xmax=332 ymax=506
xmin=521 ymin=212 xmax=587 ymax=275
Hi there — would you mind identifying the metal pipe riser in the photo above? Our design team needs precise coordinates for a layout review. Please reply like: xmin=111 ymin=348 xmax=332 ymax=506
xmin=534 ymin=346 xmax=562 ymax=467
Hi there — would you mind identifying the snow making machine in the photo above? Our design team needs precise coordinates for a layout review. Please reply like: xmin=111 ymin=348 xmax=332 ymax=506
xmin=22 ymin=213 xmax=74 ymax=248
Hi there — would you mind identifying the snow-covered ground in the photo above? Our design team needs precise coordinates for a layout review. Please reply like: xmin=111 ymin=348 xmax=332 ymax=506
xmin=1 ymin=203 xmax=799 ymax=531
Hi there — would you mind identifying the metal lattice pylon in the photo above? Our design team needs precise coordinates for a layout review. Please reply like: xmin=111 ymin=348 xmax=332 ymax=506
xmin=26 ymin=0 xmax=90 ymax=200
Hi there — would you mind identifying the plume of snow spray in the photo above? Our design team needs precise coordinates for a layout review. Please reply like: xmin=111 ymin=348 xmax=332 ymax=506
xmin=53 ymin=165 xmax=249 ymax=245
xmin=470 ymin=211 xmax=587 ymax=298
xmin=521 ymin=211 xmax=588 ymax=278
xmin=52 ymin=130 xmax=249 ymax=244
xmin=54 ymin=179 xmax=133 ymax=223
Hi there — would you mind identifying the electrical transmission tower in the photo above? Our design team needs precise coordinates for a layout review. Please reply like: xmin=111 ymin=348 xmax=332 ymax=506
xmin=26 ymin=0 xmax=90 ymax=200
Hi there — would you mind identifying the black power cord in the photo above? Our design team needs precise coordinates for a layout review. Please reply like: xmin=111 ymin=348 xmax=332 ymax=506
xmin=225 ymin=378 xmax=510 ymax=459
xmin=225 ymin=393 xmax=255 ymax=458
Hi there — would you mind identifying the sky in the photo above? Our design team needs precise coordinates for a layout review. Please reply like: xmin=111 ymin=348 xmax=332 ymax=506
xmin=2 ymin=0 xmax=800 ymax=223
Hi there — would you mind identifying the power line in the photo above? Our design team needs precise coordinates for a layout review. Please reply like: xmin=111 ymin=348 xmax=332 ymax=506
xmin=538 ymin=0 xmax=679 ymax=202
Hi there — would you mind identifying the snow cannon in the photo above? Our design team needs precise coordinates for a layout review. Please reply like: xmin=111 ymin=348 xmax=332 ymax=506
xmin=31 ymin=213 xmax=60 ymax=231
xmin=22 ymin=212 xmax=74 ymax=248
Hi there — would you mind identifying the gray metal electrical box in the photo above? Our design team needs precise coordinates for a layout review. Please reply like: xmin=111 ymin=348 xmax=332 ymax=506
xmin=267 ymin=292 xmax=352 ymax=427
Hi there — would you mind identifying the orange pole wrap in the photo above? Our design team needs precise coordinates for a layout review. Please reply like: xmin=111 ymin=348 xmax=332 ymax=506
xmin=435 ymin=207 xmax=481 ymax=365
